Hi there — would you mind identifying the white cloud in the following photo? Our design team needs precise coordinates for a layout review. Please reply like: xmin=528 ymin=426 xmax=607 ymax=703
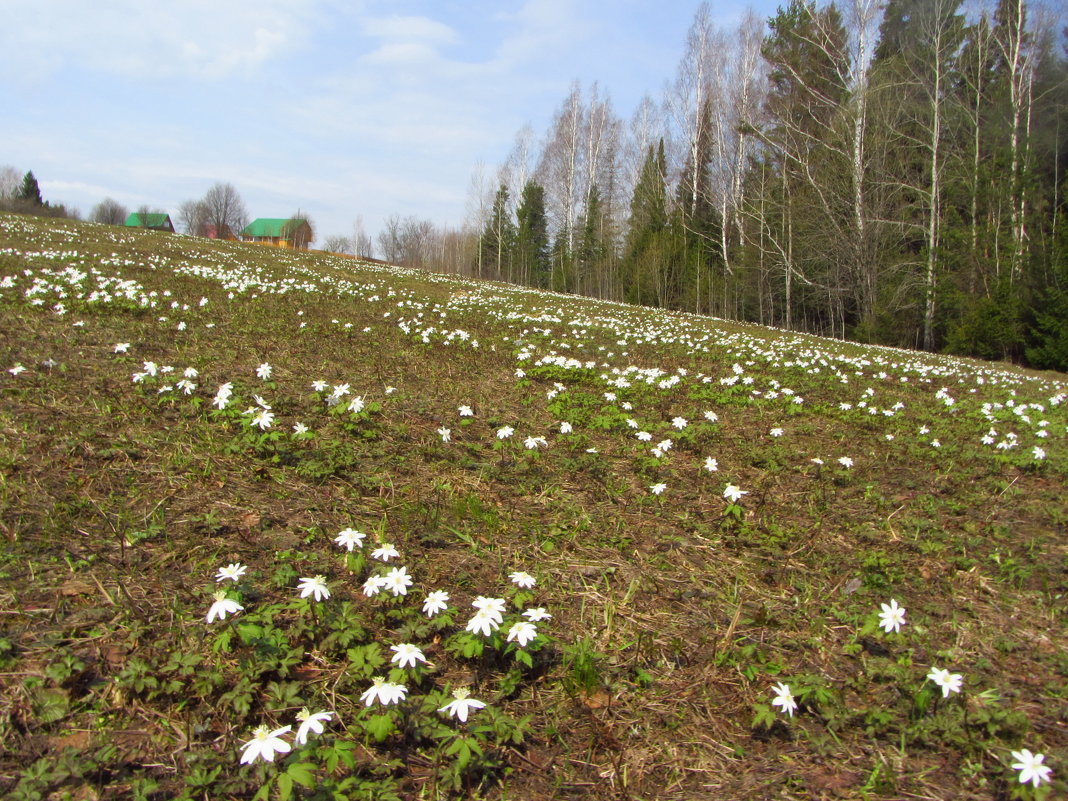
xmin=0 ymin=0 xmax=313 ymax=81
xmin=362 ymin=15 xmax=459 ymax=45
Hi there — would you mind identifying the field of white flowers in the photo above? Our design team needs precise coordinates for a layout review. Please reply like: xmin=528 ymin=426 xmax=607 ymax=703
xmin=0 ymin=212 xmax=1065 ymax=800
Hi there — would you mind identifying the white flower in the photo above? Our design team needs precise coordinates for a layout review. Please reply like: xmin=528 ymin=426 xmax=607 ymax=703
xmin=838 ymin=456 xmax=854 ymax=469
xmin=672 ymin=417 xmax=688 ymax=430
xmin=496 ymin=426 xmax=514 ymax=439
xmin=206 ymin=590 xmax=243 ymax=622
xmin=458 ymin=405 xmax=474 ymax=417
xmin=438 ymin=427 xmax=451 ymax=443
xmin=509 ymin=571 xmax=536 ymax=589
xmin=559 ymin=421 xmax=573 ymax=434
xmin=472 ymin=596 xmax=506 ymax=622
xmin=183 ymin=367 xmax=198 ymax=379
xmin=297 ymin=575 xmax=330 ymax=602
xmin=878 ymin=599 xmax=906 ymax=634
xmin=383 ymin=565 xmax=413 ymax=596
xmin=250 ymin=410 xmax=274 ymax=430
xmin=292 ymin=422 xmax=309 ymax=435
xmin=703 ymin=411 xmax=719 ymax=422
xmin=334 ymin=528 xmax=366 ymax=551
xmin=371 ymin=543 xmax=399 ymax=562
xmin=215 ymin=563 xmax=248 ymax=583
xmin=636 ymin=431 xmax=652 ymax=442
xmin=362 ymin=575 xmax=387 ymax=597
xmin=523 ymin=607 xmax=552 ymax=621
xmin=769 ymin=427 xmax=784 ymax=437
xmin=311 ymin=380 xmax=328 ymax=392
xmin=113 ymin=342 xmax=130 ymax=353
xmin=723 ymin=484 xmax=748 ymax=503
xmin=347 ymin=395 xmax=365 ymax=414
xmin=771 ymin=682 xmax=797 ymax=717
xmin=1010 ymin=748 xmax=1053 ymax=788
xmin=465 ymin=608 xmax=500 ymax=637
xmin=1033 ymin=446 xmax=1046 ymax=460
xmin=438 ymin=687 xmax=486 ymax=722
xmin=360 ymin=677 xmax=407 ymax=706
xmin=507 ymin=621 xmax=538 ymax=648
xmin=256 ymin=362 xmax=272 ymax=380
xmin=239 ymin=725 xmax=291 ymax=764
xmin=142 ymin=361 xmax=158 ymax=377
xmin=212 ymin=382 xmax=233 ymax=410
xmin=422 ymin=590 xmax=450 ymax=617
xmin=524 ymin=436 xmax=547 ymax=450
xmin=294 ymin=709 xmax=332 ymax=746
xmin=649 ymin=483 xmax=667 ymax=495
xmin=926 ymin=666 xmax=963 ymax=697
xmin=704 ymin=457 xmax=718 ymax=472
xmin=390 ymin=643 xmax=427 ymax=669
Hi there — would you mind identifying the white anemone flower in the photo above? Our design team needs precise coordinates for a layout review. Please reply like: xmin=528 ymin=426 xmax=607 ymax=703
xmin=390 ymin=643 xmax=428 ymax=669
xmin=239 ymin=725 xmax=291 ymax=763
xmin=438 ymin=687 xmax=486 ymax=722
xmin=294 ymin=709 xmax=333 ymax=746
xmin=206 ymin=590 xmax=243 ymax=622
xmin=297 ymin=575 xmax=330 ymax=602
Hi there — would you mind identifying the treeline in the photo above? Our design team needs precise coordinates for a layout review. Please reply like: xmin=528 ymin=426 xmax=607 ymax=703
xmin=0 ymin=169 xmax=80 ymax=220
xmin=450 ymin=0 xmax=1067 ymax=369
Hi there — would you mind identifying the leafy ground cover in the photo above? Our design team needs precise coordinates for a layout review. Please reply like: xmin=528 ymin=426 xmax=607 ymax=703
xmin=0 ymin=212 xmax=1065 ymax=800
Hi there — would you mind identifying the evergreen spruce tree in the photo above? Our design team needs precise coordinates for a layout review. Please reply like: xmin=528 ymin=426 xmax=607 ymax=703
xmin=515 ymin=181 xmax=550 ymax=288
xmin=17 ymin=171 xmax=43 ymax=206
xmin=622 ymin=141 xmax=668 ymax=306
xmin=479 ymin=184 xmax=516 ymax=281
xmin=576 ymin=187 xmax=606 ymax=294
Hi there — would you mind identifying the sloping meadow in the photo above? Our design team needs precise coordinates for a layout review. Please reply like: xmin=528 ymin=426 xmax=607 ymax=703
xmin=0 ymin=212 xmax=1065 ymax=800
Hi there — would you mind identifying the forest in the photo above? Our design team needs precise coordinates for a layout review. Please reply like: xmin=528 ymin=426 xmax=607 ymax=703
xmin=451 ymin=0 xmax=1068 ymax=370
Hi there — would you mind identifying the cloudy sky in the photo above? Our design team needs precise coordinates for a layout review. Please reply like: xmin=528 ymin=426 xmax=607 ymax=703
xmin=2 ymin=0 xmax=775 ymax=244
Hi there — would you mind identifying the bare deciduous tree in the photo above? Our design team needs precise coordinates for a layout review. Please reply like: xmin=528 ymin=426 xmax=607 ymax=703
xmin=177 ymin=199 xmax=210 ymax=236
xmin=352 ymin=216 xmax=375 ymax=259
xmin=90 ymin=197 xmax=128 ymax=225
xmin=202 ymin=183 xmax=249 ymax=238
xmin=0 ymin=166 xmax=20 ymax=200
xmin=323 ymin=235 xmax=354 ymax=254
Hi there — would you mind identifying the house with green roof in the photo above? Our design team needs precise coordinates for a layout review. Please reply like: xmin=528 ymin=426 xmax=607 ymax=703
xmin=240 ymin=217 xmax=313 ymax=249
xmin=125 ymin=212 xmax=174 ymax=233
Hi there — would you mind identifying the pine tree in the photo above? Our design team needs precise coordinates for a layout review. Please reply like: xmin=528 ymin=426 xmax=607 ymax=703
xmin=621 ymin=142 xmax=668 ymax=306
xmin=515 ymin=181 xmax=550 ymax=288
xmin=17 ymin=171 xmax=43 ymax=206
xmin=757 ymin=0 xmax=850 ymax=332
xmin=479 ymin=184 xmax=516 ymax=281
xmin=576 ymin=187 xmax=607 ymax=293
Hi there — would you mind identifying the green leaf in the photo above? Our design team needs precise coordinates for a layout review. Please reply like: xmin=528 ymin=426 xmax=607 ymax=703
xmin=750 ymin=703 xmax=776 ymax=730
xmin=252 ymin=777 xmax=273 ymax=801
xmin=364 ymin=713 xmax=395 ymax=742
xmin=33 ymin=688 xmax=70 ymax=724
xmin=276 ymin=773 xmax=293 ymax=801
xmin=286 ymin=762 xmax=316 ymax=789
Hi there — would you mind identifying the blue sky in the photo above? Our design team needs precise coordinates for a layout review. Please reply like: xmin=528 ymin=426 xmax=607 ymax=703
xmin=2 ymin=0 xmax=777 ymax=243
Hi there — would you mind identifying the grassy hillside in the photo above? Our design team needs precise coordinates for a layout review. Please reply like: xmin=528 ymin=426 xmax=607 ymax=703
xmin=0 ymin=212 xmax=1065 ymax=800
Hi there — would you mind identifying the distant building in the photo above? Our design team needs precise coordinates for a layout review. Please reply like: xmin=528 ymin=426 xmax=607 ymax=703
xmin=125 ymin=212 xmax=175 ymax=233
xmin=204 ymin=223 xmax=236 ymax=240
xmin=240 ymin=218 xmax=313 ymax=249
